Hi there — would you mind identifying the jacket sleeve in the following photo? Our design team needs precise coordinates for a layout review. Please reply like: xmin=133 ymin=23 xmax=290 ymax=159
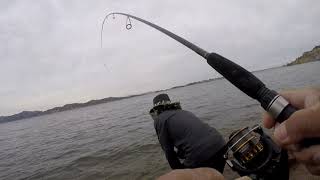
xmin=155 ymin=120 xmax=184 ymax=169
xmin=162 ymin=142 xmax=184 ymax=169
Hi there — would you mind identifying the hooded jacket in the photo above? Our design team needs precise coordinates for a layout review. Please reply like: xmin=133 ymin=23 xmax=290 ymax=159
xmin=153 ymin=109 xmax=226 ymax=169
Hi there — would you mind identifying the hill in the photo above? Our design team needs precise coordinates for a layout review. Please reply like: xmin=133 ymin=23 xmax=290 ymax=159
xmin=287 ymin=45 xmax=320 ymax=66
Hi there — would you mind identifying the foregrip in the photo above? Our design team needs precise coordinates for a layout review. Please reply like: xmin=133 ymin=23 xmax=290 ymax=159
xmin=206 ymin=53 xmax=265 ymax=99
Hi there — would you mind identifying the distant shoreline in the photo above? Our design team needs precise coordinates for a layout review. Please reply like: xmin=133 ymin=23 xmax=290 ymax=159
xmin=1 ymin=46 xmax=319 ymax=123
xmin=0 ymin=65 xmax=297 ymax=123
xmin=0 ymin=67 xmax=273 ymax=123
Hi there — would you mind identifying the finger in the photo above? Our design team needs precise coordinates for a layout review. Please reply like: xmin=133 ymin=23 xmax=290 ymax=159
xmin=279 ymin=90 xmax=309 ymax=109
xmin=157 ymin=169 xmax=192 ymax=180
xmin=157 ymin=168 xmax=225 ymax=180
xmin=293 ymin=145 xmax=320 ymax=164
xmin=193 ymin=168 xmax=225 ymax=180
xmin=284 ymin=144 xmax=301 ymax=152
xmin=263 ymin=112 xmax=275 ymax=129
xmin=263 ymin=88 xmax=320 ymax=129
xmin=305 ymin=164 xmax=320 ymax=176
xmin=280 ymin=88 xmax=320 ymax=109
xmin=304 ymin=94 xmax=320 ymax=108
xmin=274 ymin=104 xmax=320 ymax=145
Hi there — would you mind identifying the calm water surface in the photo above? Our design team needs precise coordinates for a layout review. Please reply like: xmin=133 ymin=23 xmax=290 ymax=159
xmin=0 ymin=62 xmax=320 ymax=180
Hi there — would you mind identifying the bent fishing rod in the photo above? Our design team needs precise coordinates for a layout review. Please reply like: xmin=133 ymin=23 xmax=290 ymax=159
xmin=101 ymin=12 xmax=319 ymax=147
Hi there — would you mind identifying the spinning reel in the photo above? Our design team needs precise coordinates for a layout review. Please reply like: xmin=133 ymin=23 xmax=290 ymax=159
xmin=224 ymin=125 xmax=289 ymax=180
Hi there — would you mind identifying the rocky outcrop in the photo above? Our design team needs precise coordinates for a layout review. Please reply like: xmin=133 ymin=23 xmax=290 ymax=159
xmin=287 ymin=46 xmax=320 ymax=66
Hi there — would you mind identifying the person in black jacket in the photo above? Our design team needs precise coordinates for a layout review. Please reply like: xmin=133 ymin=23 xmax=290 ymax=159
xmin=149 ymin=93 xmax=226 ymax=172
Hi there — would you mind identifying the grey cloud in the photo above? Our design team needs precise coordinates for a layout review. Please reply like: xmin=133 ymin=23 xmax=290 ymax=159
xmin=1 ymin=0 xmax=320 ymax=115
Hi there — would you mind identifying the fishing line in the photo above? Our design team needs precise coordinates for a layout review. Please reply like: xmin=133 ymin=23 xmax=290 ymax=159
xmin=100 ymin=11 xmax=320 ymax=179
xmin=100 ymin=12 xmax=319 ymax=148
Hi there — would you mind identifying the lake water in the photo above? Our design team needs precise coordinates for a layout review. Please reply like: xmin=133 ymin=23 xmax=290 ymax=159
xmin=0 ymin=62 xmax=320 ymax=180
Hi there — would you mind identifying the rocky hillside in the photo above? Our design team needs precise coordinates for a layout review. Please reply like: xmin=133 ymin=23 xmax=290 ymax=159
xmin=287 ymin=45 xmax=320 ymax=66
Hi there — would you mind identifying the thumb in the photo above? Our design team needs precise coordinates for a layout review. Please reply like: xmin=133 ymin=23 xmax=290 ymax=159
xmin=274 ymin=103 xmax=320 ymax=145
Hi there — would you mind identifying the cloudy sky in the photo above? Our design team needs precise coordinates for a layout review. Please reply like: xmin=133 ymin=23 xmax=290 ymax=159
xmin=1 ymin=0 xmax=319 ymax=116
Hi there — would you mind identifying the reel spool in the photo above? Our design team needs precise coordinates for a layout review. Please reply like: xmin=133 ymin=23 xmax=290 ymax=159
xmin=226 ymin=125 xmax=265 ymax=168
xmin=224 ymin=125 xmax=289 ymax=180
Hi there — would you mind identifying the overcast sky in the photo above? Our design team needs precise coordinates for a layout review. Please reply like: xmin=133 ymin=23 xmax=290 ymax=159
xmin=1 ymin=0 xmax=320 ymax=116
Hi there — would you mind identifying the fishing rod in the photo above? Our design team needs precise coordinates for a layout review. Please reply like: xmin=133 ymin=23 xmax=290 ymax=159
xmin=101 ymin=12 xmax=319 ymax=148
